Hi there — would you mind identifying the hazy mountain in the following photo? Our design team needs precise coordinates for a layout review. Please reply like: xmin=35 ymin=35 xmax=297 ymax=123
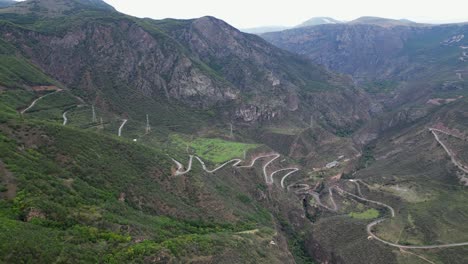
xmin=0 ymin=0 xmax=15 ymax=8
xmin=348 ymin=16 xmax=426 ymax=27
xmin=241 ymin=25 xmax=290 ymax=34
xmin=241 ymin=17 xmax=342 ymax=34
xmin=263 ymin=20 xmax=467 ymax=82
xmin=295 ymin=16 xmax=342 ymax=28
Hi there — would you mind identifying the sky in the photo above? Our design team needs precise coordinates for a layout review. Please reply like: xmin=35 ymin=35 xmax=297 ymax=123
xmin=102 ymin=0 xmax=468 ymax=28
xmin=42 ymin=0 xmax=468 ymax=28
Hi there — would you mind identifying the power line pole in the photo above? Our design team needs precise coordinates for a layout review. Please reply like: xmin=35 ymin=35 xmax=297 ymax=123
xmin=145 ymin=114 xmax=151 ymax=134
xmin=92 ymin=105 xmax=97 ymax=123
xmin=230 ymin=123 xmax=234 ymax=138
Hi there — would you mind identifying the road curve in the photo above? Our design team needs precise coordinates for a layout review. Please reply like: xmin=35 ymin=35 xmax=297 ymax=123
xmin=430 ymin=127 xmax=464 ymax=140
xmin=367 ymin=219 xmax=468 ymax=249
xmin=430 ymin=128 xmax=468 ymax=175
xmin=292 ymin=184 xmax=338 ymax=212
xmin=62 ymin=111 xmax=69 ymax=126
xmin=288 ymin=183 xmax=311 ymax=193
xmin=172 ymin=153 xmax=299 ymax=186
xmin=340 ymin=180 xmax=468 ymax=249
xmin=349 ymin=180 xmax=363 ymax=197
xmin=118 ymin=119 xmax=128 ymax=137
xmin=277 ymin=168 xmax=300 ymax=188
xmin=172 ymin=155 xmax=194 ymax=176
xmin=336 ymin=185 xmax=395 ymax=217
xmin=21 ymin=90 xmax=61 ymax=115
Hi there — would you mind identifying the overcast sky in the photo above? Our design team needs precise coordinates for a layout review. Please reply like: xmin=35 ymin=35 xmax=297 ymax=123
xmin=104 ymin=0 xmax=466 ymax=28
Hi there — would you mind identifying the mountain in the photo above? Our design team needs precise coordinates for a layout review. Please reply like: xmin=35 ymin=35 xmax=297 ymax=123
xmin=0 ymin=0 xmax=374 ymax=262
xmin=0 ymin=0 xmax=116 ymax=16
xmin=262 ymin=21 xmax=468 ymax=85
xmin=241 ymin=25 xmax=290 ymax=34
xmin=241 ymin=17 xmax=342 ymax=34
xmin=348 ymin=16 xmax=424 ymax=27
xmin=262 ymin=18 xmax=468 ymax=263
xmin=0 ymin=0 xmax=15 ymax=8
xmin=262 ymin=20 xmax=468 ymax=148
xmin=295 ymin=17 xmax=341 ymax=28
xmin=0 ymin=4 xmax=373 ymax=130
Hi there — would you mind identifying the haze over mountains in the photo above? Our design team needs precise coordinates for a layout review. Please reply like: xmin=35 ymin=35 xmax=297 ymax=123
xmin=242 ymin=17 xmax=343 ymax=34
xmin=242 ymin=15 xmax=468 ymax=34
xmin=1 ymin=0 xmax=468 ymax=263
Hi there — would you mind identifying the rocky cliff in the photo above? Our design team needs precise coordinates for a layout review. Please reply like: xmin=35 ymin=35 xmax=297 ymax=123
xmin=0 ymin=2 xmax=374 ymax=129
xmin=262 ymin=23 xmax=468 ymax=82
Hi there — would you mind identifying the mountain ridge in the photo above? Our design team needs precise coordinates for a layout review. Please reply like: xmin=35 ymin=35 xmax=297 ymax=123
xmin=295 ymin=17 xmax=342 ymax=28
xmin=0 ymin=0 xmax=115 ymax=16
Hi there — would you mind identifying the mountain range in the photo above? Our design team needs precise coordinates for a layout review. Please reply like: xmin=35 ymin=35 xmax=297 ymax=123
xmin=242 ymin=16 xmax=430 ymax=34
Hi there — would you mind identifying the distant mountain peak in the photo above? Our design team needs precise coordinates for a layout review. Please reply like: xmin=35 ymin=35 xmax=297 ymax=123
xmin=0 ymin=0 xmax=16 ymax=8
xmin=0 ymin=0 xmax=116 ymax=16
xmin=295 ymin=17 xmax=342 ymax=28
xmin=241 ymin=26 xmax=290 ymax=34
xmin=348 ymin=16 xmax=423 ymax=27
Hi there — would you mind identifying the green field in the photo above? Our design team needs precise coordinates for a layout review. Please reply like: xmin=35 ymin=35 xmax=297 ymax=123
xmin=170 ymin=134 xmax=260 ymax=163
xmin=349 ymin=209 xmax=380 ymax=220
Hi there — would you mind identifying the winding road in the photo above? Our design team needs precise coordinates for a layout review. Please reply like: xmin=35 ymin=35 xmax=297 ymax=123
xmin=366 ymin=218 xmax=468 ymax=249
xmin=171 ymin=133 xmax=468 ymax=250
xmin=118 ymin=119 xmax=128 ymax=137
xmin=337 ymin=180 xmax=468 ymax=249
xmin=21 ymin=90 xmax=61 ymax=115
xmin=62 ymin=111 xmax=69 ymax=126
xmin=172 ymin=153 xmax=299 ymax=187
xmin=335 ymin=185 xmax=395 ymax=217
xmin=430 ymin=128 xmax=468 ymax=178
xmin=292 ymin=184 xmax=338 ymax=212
xmin=308 ymin=190 xmax=337 ymax=211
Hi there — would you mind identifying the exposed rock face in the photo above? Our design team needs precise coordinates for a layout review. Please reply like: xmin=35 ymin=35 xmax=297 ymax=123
xmin=0 ymin=11 xmax=374 ymax=127
xmin=159 ymin=16 xmax=374 ymax=124
xmin=262 ymin=23 xmax=468 ymax=83
xmin=0 ymin=19 xmax=237 ymax=108
xmin=353 ymin=106 xmax=430 ymax=146
xmin=235 ymin=104 xmax=280 ymax=122
xmin=263 ymin=24 xmax=414 ymax=80
xmin=263 ymin=22 xmax=468 ymax=137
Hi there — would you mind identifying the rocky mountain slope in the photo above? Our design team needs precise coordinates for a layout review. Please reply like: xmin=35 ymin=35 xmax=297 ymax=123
xmin=262 ymin=21 xmax=468 ymax=82
xmin=0 ymin=0 xmax=375 ymax=263
xmin=0 ymin=0 xmax=115 ymax=16
xmin=0 ymin=0 xmax=374 ymax=131
xmin=259 ymin=15 xmax=468 ymax=264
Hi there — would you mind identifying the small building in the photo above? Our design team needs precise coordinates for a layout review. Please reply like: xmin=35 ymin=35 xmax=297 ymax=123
xmin=326 ymin=161 xmax=339 ymax=169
